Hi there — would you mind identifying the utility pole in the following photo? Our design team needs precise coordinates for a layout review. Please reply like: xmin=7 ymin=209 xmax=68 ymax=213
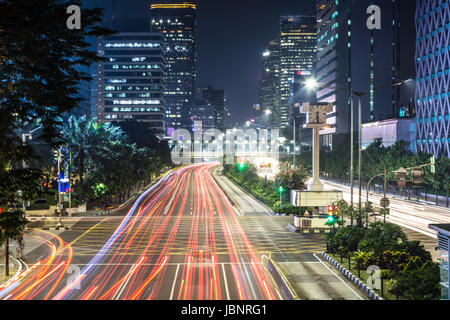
xmin=357 ymin=93 xmax=363 ymax=227
xmin=21 ymin=134 xmax=31 ymax=218
xmin=69 ymin=151 xmax=72 ymax=217
xmin=350 ymin=96 xmax=354 ymax=226
xmin=384 ymin=169 xmax=387 ymax=223
xmin=5 ymin=238 xmax=9 ymax=276
xmin=57 ymin=148 xmax=63 ymax=228
xmin=293 ymin=117 xmax=296 ymax=167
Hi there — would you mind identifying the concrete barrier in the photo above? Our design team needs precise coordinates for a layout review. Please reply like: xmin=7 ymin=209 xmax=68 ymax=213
xmin=266 ymin=257 xmax=298 ymax=300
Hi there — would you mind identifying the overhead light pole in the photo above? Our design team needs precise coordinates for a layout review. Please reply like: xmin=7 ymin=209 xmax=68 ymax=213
xmin=21 ymin=126 xmax=42 ymax=219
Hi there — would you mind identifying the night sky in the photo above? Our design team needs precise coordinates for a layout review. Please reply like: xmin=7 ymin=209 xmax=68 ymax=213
xmin=84 ymin=0 xmax=316 ymax=124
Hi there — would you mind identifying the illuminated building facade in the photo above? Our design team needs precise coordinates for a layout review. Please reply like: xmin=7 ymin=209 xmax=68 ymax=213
xmin=259 ymin=39 xmax=281 ymax=128
xmin=96 ymin=32 xmax=165 ymax=135
xmin=150 ymin=1 xmax=197 ymax=133
xmin=415 ymin=0 xmax=450 ymax=158
xmin=193 ymin=86 xmax=225 ymax=131
xmin=316 ymin=0 xmax=352 ymax=147
xmin=279 ymin=15 xmax=317 ymax=129
xmin=316 ymin=0 xmax=415 ymax=149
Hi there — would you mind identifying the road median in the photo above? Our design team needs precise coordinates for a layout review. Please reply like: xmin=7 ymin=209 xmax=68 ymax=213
xmin=266 ymin=256 xmax=299 ymax=300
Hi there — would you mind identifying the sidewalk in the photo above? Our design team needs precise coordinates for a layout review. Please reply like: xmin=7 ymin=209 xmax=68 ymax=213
xmin=0 ymin=245 xmax=22 ymax=284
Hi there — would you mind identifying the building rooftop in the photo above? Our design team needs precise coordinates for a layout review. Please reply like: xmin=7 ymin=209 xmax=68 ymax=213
xmin=429 ymin=224 xmax=450 ymax=237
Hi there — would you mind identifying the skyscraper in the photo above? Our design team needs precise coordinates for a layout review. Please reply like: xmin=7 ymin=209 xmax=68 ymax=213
xmin=193 ymin=86 xmax=225 ymax=131
xmin=150 ymin=1 xmax=197 ymax=133
xmin=415 ymin=0 xmax=450 ymax=158
xmin=316 ymin=0 xmax=415 ymax=149
xmin=259 ymin=39 xmax=280 ymax=128
xmin=96 ymin=33 xmax=166 ymax=135
xmin=279 ymin=15 xmax=317 ymax=129
xmin=316 ymin=0 xmax=352 ymax=147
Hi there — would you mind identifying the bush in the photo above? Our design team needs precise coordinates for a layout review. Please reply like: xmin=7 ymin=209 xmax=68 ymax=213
xmin=358 ymin=222 xmax=408 ymax=258
xmin=28 ymin=203 xmax=50 ymax=210
xmin=396 ymin=262 xmax=441 ymax=300
xmin=392 ymin=241 xmax=432 ymax=263
xmin=352 ymin=250 xmax=377 ymax=269
xmin=386 ymin=279 xmax=400 ymax=296
xmin=273 ymin=204 xmax=298 ymax=215
xmin=381 ymin=250 xmax=412 ymax=273
xmin=325 ymin=226 xmax=366 ymax=255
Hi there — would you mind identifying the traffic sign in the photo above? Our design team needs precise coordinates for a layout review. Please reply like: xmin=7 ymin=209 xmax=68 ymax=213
xmin=380 ymin=197 xmax=390 ymax=208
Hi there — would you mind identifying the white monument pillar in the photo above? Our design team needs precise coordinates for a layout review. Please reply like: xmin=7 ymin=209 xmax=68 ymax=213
xmin=301 ymin=102 xmax=333 ymax=192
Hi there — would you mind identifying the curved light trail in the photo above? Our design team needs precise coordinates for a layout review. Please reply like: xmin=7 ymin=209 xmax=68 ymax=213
xmin=1 ymin=164 xmax=279 ymax=300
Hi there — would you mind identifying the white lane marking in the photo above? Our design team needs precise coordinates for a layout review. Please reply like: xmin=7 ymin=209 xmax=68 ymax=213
xmin=312 ymin=254 xmax=365 ymax=300
xmin=221 ymin=263 xmax=231 ymax=300
xmin=240 ymin=257 xmax=258 ymax=299
xmin=169 ymin=264 xmax=181 ymax=300
xmin=163 ymin=174 xmax=185 ymax=216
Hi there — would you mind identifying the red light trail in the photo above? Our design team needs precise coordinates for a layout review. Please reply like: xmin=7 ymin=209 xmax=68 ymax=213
xmin=0 ymin=164 xmax=279 ymax=300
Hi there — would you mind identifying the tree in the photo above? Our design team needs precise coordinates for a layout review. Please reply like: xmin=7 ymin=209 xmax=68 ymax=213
xmin=391 ymin=240 xmax=432 ymax=263
xmin=396 ymin=262 xmax=441 ymax=300
xmin=325 ymin=225 xmax=366 ymax=255
xmin=358 ymin=222 xmax=408 ymax=259
xmin=62 ymin=116 xmax=126 ymax=202
xmin=115 ymin=120 xmax=172 ymax=166
xmin=0 ymin=0 xmax=113 ymax=274
xmin=437 ymin=157 xmax=450 ymax=206
xmin=0 ymin=0 xmax=114 ymax=151
xmin=275 ymin=164 xmax=308 ymax=191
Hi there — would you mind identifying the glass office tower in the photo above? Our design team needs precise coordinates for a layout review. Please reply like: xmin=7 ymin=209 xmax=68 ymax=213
xmin=97 ymin=33 xmax=166 ymax=135
xmin=150 ymin=1 xmax=197 ymax=133
xmin=415 ymin=0 xmax=450 ymax=158
xmin=279 ymin=15 xmax=317 ymax=130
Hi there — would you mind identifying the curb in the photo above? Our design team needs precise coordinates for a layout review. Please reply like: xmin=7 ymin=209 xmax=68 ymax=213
xmin=210 ymin=168 xmax=245 ymax=216
xmin=223 ymin=172 xmax=275 ymax=216
xmin=287 ymin=224 xmax=330 ymax=234
xmin=321 ymin=252 xmax=383 ymax=300
xmin=42 ymin=226 xmax=71 ymax=231
xmin=0 ymin=256 xmax=24 ymax=289
xmin=266 ymin=257 xmax=299 ymax=300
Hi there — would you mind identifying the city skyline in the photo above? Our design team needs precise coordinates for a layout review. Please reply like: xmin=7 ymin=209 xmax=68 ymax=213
xmin=1 ymin=0 xmax=450 ymax=306
xmin=84 ymin=0 xmax=316 ymax=124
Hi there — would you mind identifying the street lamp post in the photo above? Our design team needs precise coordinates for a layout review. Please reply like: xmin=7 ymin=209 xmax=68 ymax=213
xmin=350 ymin=96 xmax=354 ymax=226
xmin=293 ymin=117 xmax=296 ymax=167
xmin=22 ymin=133 xmax=32 ymax=218
xmin=21 ymin=126 xmax=42 ymax=219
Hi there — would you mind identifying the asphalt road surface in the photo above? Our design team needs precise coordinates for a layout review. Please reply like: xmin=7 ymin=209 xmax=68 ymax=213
xmin=212 ymin=167 xmax=367 ymax=300
xmin=0 ymin=164 xmax=282 ymax=300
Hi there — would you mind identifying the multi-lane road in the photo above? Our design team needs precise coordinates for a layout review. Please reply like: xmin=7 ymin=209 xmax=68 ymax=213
xmin=0 ymin=164 xmax=282 ymax=300
xmin=1 ymin=164 xmax=393 ymax=300
xmin=323 ymin=180 xmax=450 ymax=239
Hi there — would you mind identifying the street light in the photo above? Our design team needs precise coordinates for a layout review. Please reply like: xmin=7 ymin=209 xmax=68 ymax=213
xmin=304 ymin=77 xmax=413 ymax=227
xmin=21 ymin=126 xmax=42 ymax=218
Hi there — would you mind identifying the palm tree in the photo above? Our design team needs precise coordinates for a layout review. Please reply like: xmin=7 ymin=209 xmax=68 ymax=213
xmin=62 ymin=116 xmax=125 ymax=203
